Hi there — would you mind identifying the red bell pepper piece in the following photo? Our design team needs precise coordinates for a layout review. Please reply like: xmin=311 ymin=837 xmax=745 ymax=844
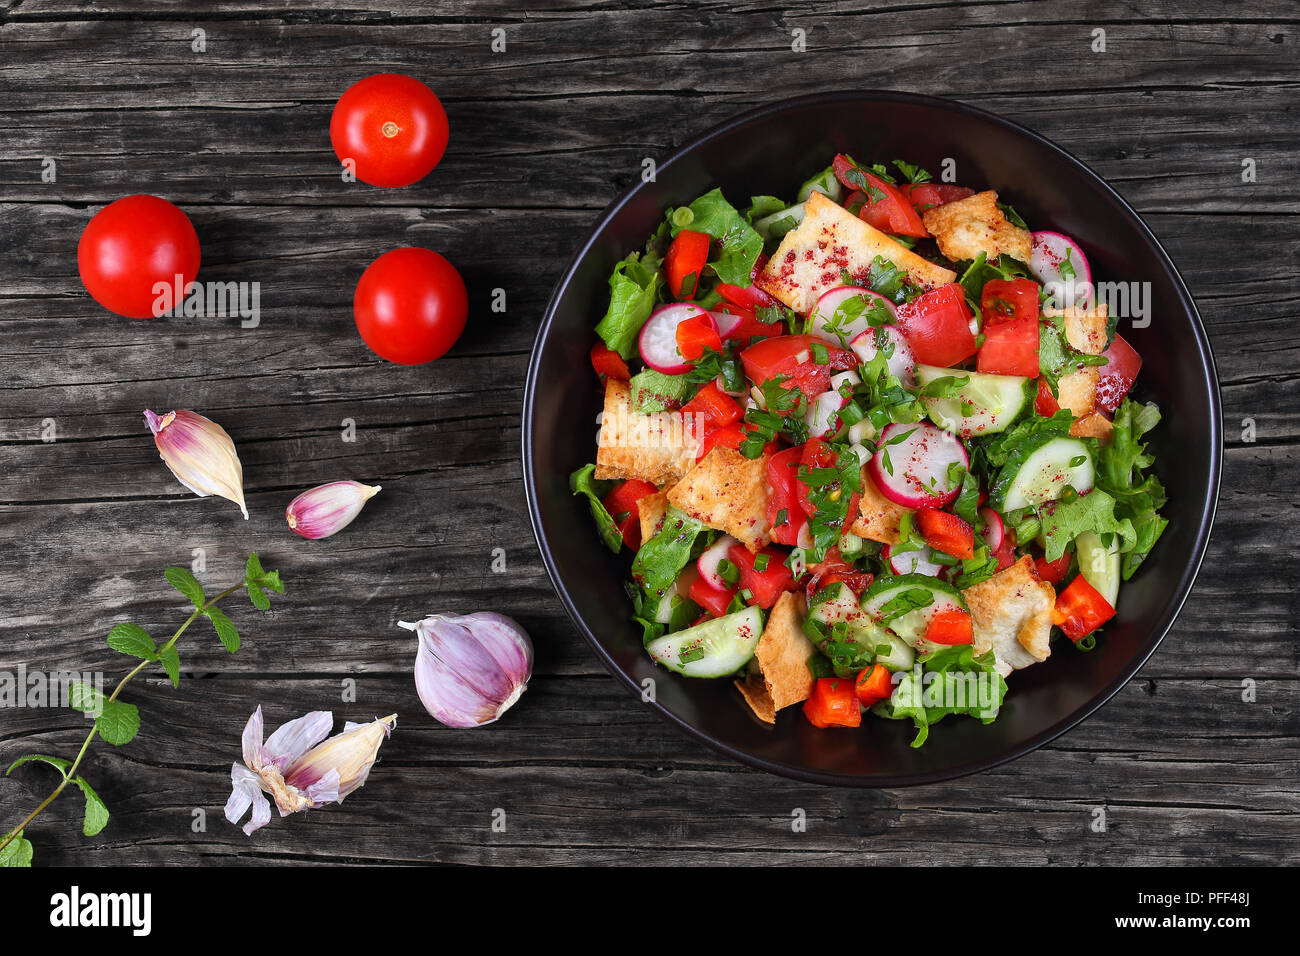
xmin=717 ymin=281 xmax=777 ymax=311
xmin=590 ymin=342 xmax=630 ymax=383
xmin=1095 ymin=334 xmax=1142 ymax=414
xmin=765 ymin=446 xmax=809 ymax=546
xmin=664 ymin=229 xmax=711 ymax=299
xmin=803 ymin=677 xmax=862 ymax=728
xmin=855 ymin=664 xmax=895 ymax=707
xmin=924 ymin=609 xmax=974 ymax=645
xmin=674 ymin=310 xmax=723 ymax=361
xmin=977 ymin=316 xmax=1040 ymax=378
xmin=681 ymin=380 xmax=743 ymax=433
xmin=915 ymin=508 xmax=976 ymax=560
xmin=1052 ymin=575 xmax=1116 ymax=640
xmin=725 ymin=543 xmax=795 ymax=609
xmin=893 ymin=283 xmax=979 ymax=367
xmin=688 ymin=573 xmax=737 ymax=619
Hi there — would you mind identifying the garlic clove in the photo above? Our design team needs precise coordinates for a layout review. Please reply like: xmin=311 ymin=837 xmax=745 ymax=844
xmin=144 ymin=409 xmax=249 ymax=519
xmin=283 ymin=714 xmax=396 ymax=801
xmin=285 ymin=480 xmax=381 ymax=539
xmin=399 ymin=613 xmax=533 ymax=728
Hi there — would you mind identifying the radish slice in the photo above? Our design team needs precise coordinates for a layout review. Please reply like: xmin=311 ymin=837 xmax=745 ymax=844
xmin=710 ymin=310 xmax=743 ymax=339
xmin=697 ymin=534 xmax=739 ymax=590
xmin=867 ymin=422 xmax=969 ymax=508
xmin=978 ymin=506 xmax=1004 ymax=551
xmin=809 ymin=286 xmax=896 ymax=345
xmin=638 ymin=304 xmax=712 ymax=374
xmin=805 ymin=389 xmax=847 ymax=438
xmin=884 ymin=544 xmax=943 ymax=577
xmin=851 ymin=326 xmax=916 ymax=384
xmin=1030 ymin=231 xmax=1092 ymax=309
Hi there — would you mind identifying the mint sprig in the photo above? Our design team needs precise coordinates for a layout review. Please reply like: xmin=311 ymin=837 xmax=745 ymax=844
xmin=0 ymin=552 xmax=284 ymax=866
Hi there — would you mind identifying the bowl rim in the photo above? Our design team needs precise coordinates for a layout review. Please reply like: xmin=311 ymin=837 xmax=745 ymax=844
xmin=521 ymin=90 xmax=1223 ymax=787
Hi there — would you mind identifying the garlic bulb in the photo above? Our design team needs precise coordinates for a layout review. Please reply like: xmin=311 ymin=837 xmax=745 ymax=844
xmin=397 ymin=613 xmax=533 ymax=728
xmin=286 ymin=481 xmax=381 ymax=539
xmin=144 ymin=409 xmax=248 ymax=518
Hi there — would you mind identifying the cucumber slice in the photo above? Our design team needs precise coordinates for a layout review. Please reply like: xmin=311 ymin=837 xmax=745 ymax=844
xmin=798 ymin=166 xmax=843 ymax=204
xmin=754 ymin=203 xmax=805 ymax=240
xmin=808 ymin=584 xmax=914 ymax=675
xmin=915 ymin=364 xmax=1032 ymax=438
xmin=646 ymin=606 xmax=763 ymax=678
xmin=1076 ymin=531 xmax=1120 ymax=608
xmin=860 ymin=574 xmax=966 ymax=650
xmin=994 ymin=436 xmax=1095 ymax=512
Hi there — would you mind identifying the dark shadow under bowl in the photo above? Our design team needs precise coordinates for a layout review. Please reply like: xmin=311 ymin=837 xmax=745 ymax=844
xmin=523 ymin=91 xmax=1221 ymax=786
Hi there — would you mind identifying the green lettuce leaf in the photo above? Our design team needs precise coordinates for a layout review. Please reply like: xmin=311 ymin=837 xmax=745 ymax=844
xmin=628 ymin=368 xmax=692 ymax=413
xmin=1094 ymin=399 xmax=1169 ymax=578
xmin=872 ymin=645 xmax=1008 ymax=747
xmin=631 ymin=507 xmax=707 ymax=596
xmin=594 ymin=253 xmax=662 ymax=360
xmin=1038 ymin=488 xmax=1137 ymax=563
xmin=569 ymin=464 xmax=623 ymax=554
xmin=672 ymin=188 xmax=763 ymax=286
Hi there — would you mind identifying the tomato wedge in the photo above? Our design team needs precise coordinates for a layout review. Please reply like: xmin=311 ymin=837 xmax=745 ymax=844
xmin=665 ymin=229 xmax=711 ymax=299
xmin=802 ymin=677 xmax=862 ymax=728
xmin=675 ymin=310 xmax=723 ymax=361
xmin=726 ymin=543 xmax=795 ymax=609
xmin=893 ymin=284 xmax=978 ymax=367
xmin=980 ymin=278 xmax=1040 ymax=324
xmin=903 ymin=183 xmax=975 ymax=214
xmin=601 ymin=479 xmax=656 ymax=550
xmin=765 ymin=446 xmax=809 ymax=546
xmin=806 ymin=549 xmax=873 ymax=600
xmin=718 ymin=281 xmax=777 ymax=310
xmin=740 ymin=334 xmax=835 ymax=401
xmin=1035 ymin=552 xmax=1072 ymax=584
xmin=832 ymin=154 xmax=926 ymax=238
xmin=681 ymin=381 xmax=742 ymax=432
xmin=977 ymin=316 xmax=1039 ymax=378
xmin=688 ymin=573 xmax=737 ymax=619
xmin=1035 ymin=376 xmax=1059 ymax=416
xmin=1095 ymin=334 xmax=1142 ymax=414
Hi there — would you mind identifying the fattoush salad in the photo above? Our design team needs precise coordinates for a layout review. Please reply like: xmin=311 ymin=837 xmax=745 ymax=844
xmin=570 ymin=155 xmax=1168 ymax=745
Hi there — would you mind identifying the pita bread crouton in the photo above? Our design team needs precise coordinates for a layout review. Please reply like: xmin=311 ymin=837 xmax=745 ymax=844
xmin=921 ymin=190 xmax=1033 ymax=265
xmin=1071 ymin=411 xmax=1114 ymax=441
xmin=849 ymin=466 xmax=912 ymax=545
xmin=666 ymin=445 xmax=770 ymax=551
xmin=755 ymin=191 xmax=956 ymax=314
xmin=1045 ymin=302 xmax=1109 ymax=356
xmin=962 ymin=556 xmax=1056 ymax=677
xmin=735 ymin=591 xmax=816 ymax=723
xmin=1055 ymin=366 xmax=1100 ymax=419
xmin=595 ymin=379 xmax=697 ymax=487
xmin=637 ymin=490 xmax=670 ymax=543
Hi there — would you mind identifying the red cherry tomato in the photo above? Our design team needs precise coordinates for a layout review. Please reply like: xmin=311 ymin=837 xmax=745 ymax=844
xmin=77 ymin=195 xmax=200 ymax=319
xmin=353 ymin=247 xmax=468 ymax=365
xmin=330 ymin=74 xmax=449 ymax=188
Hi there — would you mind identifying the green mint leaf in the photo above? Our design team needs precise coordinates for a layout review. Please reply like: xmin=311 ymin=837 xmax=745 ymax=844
xmin=204 ymin=606 xmax=241 ymax=653
xmin=96 ymin=699 xmax=141 ymax=746
xmin=247 ymin=584 xmax=271 ymax=611
xmin=245 ymin=552 xmax=265 ymax=583
xmin=68 ymin=681 xmax=104 ymax=716
xmin=164 ymin=567 xmax=205 ymax=609
xmin=159 ymin=645 xmax=181 ymax=688
xmin=258 ymin=569 xmax=284 ymax=595
xmin=6 ymin=754 xmax=72 ymax=777
xmin=106 ymin=623 xmax=158 ymax=660
xmin=0 ymin=831 xmax=33 ymax=868
xmin=74 ymin=777 xmax=110 ymax=836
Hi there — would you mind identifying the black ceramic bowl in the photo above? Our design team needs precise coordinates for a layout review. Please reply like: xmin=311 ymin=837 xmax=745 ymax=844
xmin=523 ymin=91 xmax=1221 ymax=786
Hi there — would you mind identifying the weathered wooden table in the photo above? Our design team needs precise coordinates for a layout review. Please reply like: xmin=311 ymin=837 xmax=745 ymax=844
xmin=1 ymin=1 xmax=1295 ymax=866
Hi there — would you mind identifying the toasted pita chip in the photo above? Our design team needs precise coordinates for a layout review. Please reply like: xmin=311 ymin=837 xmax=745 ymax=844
xmin=666 ymin=445 xmax=770 ymax=551
xmin=734 ymin=592 xmax=816 ymax=723
xmin=755 ymin=192 xmax=956 ymax=314
xmin=595 ymin=379 xmax=697 ymax=487
xmin=1056 ymin=366 xmax=1100 ymax=419
xmin=921 ymin=190 xmax=1033 ymax=265
xmin=637 ymin=490 xmax=670 ymax=544
xmin=962 ymin=556 xmax=1055 ymax=677
xmin=849 ymin=466 xmax=912 ymax=545
xmin=1071 ymin=411 xmax=1114 ymax=441
xmin=1045 ymin=302 xmax=1110 ymax=356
